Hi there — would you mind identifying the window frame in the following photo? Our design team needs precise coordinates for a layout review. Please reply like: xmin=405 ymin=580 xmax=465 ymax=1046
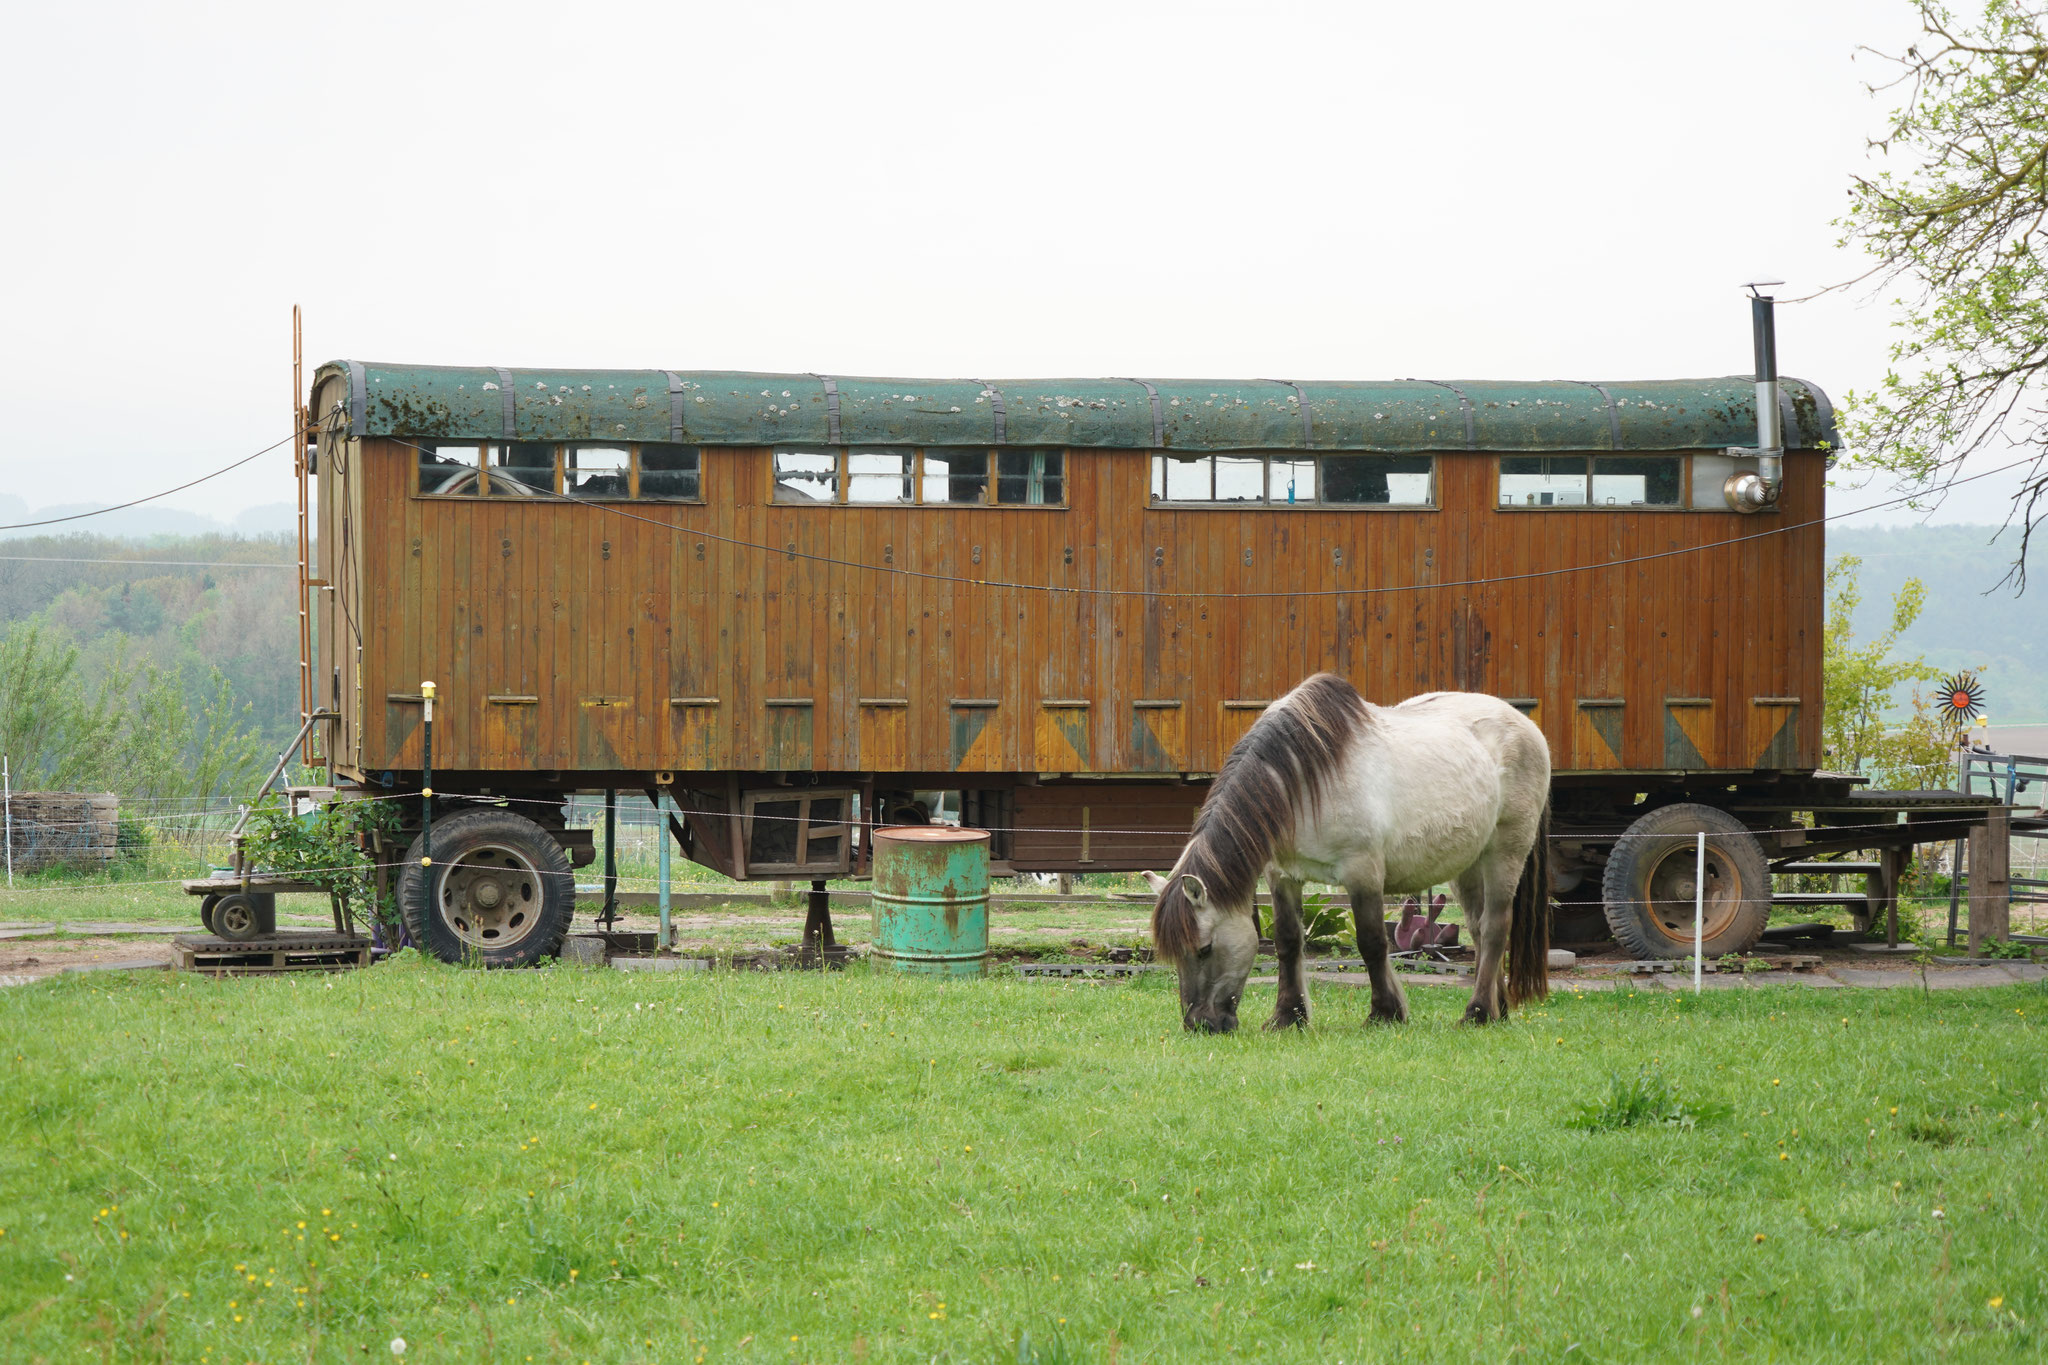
xmin=769 ymin=447 xmax=1068 ymax=508
xmin=410 ymin=441 xmax=705 ymax=504
xmin=1493 ymin=452 xmax=1696 ymax=513
xmin=1146 ymin=452 xmax=1439 ymax=510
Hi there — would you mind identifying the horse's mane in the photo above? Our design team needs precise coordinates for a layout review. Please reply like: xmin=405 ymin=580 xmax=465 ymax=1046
xmin=1152 ymin=673 xmax=1370 ymax=961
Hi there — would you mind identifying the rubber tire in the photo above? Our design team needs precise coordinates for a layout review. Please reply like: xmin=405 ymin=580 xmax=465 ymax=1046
xmin=398 ymin=807 xmax=574 ymax=967
xmin=212 ymin=892 xmax=277 ymax=942
xmin=1601 ymin=803 xmax=1769 ymax=960
xmin=199 ymin=893 xmax=221 ymax=936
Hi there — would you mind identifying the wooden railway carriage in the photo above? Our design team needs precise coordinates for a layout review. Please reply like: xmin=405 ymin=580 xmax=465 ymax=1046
xmin=308 ymin=361 xmax=1843 ymax=964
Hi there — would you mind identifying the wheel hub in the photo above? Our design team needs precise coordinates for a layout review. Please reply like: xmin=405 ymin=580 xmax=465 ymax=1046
xmin=438 ymin=843 xmax=542 ymax=948
xmin=1647 ymin=848 xmax=1740 ymax=939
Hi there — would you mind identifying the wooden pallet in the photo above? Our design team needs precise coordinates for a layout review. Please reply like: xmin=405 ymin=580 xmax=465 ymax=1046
xmin=172 ymin=931 xmax=372 ymax=976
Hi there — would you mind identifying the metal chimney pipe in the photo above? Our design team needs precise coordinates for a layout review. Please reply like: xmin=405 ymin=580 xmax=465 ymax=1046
xmin=1751 ymin=292 xmax=1784 ymax=497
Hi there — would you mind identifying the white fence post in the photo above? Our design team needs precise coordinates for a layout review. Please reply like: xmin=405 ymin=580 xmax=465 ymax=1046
xmin=1694 ymin=831 xmax=1706 ymax=993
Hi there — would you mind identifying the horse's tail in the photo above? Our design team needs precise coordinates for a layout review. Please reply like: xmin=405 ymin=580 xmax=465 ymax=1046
xmin=1506 ymin=796 xmax=1551 ymax=1005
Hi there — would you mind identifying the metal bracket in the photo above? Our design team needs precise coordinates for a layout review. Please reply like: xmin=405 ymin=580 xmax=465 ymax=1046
xmin=491 ymin=367 xmax=517 ymax=440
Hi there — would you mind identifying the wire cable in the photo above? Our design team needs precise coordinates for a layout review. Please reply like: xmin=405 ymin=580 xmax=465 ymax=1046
xmin=0 ymin=429 xmax=304 ymax=532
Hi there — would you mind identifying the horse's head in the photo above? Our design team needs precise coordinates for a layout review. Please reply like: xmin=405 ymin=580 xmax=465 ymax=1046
xmin=1147 ymin=868 xmax=1258 ymax=1033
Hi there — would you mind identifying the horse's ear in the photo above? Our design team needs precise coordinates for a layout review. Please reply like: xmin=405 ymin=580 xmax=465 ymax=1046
xmin=1141 ymin=870 xmax=1169 ymax=896
xmin=1180 ymin=874 xmax=1208 ymax=905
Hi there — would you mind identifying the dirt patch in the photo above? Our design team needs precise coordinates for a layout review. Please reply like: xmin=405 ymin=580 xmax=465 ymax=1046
xmin=0 ymin=935 xmax=175 ymax=982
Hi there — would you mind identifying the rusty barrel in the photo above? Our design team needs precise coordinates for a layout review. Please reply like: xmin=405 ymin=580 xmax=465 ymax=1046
xmin=869 ymin=825 xmax=990 ymax=977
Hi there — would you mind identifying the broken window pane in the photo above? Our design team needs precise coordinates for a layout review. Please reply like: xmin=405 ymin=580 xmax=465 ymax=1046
xmin=1592 ymin=454 xmax=1682 ymax=507
xmin=564 ymin=445 xmax=631 ymax=498
xmin=997 ymin=450 xmax=1063 ymax=505
xmin=1322 ymin=455 xmax=1433 ymax=506
xmin=1153 ymin=454 xmax=1212 ymax=502
xmin=489 ymin=443 xmax=555 ymax=496
xmin=638 ymin=444 xmax=701 ymax=500
xmin=773 ymin=450 xmax=839 ymax=503
xmin=418 ymin=443 xmax=484 ymax=496
xmin=847 ymin=450 xmax=913 ymax=504
xmin=920 ymin=449 xmax=990 ymax=504
xmin=1498 ymin=455 xmax=1588 ymax=507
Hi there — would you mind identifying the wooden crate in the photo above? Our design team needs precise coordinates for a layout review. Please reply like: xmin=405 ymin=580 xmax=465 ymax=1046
xmin=172 ymin=930 xmax=371 ymax=976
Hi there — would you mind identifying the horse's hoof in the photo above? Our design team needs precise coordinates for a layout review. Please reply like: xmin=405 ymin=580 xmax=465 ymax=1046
xmin=1461 ymin=1003 xmax=1502 ymax=1026
xmin=1264 ymin=1008 xmax=1310 ymax=1031
xmin=1368 ymin=1005 xmax=1408 ymax=1025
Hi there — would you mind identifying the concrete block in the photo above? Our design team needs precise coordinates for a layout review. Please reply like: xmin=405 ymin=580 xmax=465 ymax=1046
xmin=558 ymin=936 xmax=608 ymax=966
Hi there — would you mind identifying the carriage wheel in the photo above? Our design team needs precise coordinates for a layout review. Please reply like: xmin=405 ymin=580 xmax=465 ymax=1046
xmin=1600 ymin=803 xmax=1769 ymax=960
xmin=198 ymin=893 xmax=221 ymax=936
xmin=211 ymin=892 xmax=276 ymax=943
xmin=397 ymin=808 xmax=574 ymax=967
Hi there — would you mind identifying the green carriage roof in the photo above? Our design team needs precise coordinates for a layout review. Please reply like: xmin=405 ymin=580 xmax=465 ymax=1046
xmin=316 ymin=363 xmax=1836 ymax=454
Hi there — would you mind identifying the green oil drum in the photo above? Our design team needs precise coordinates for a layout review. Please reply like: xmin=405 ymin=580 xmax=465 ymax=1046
xmin=870 ymin=825 xmax=990 ymax=977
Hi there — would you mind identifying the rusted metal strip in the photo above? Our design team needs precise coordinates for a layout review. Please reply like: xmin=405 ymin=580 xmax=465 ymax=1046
xmin=491 ymin=367 xmax=516 ymax=440
xmin=950 ymin=698 xmax=1001 ymax=709
xmin=1039 ymin=698 xmax=1091 ymax=708
xmin=486 ymin=694 xmax=539 ymax=705
xmin=815 ymin=374 xmax=843 ymax=444
xmin=858 ymin=697 xmax=909 ymax=707
xmin=764 ymin=698 xmax=815 ymax=707
xmin=1221 ymin=699 xmax=1270 ymax=710
xmin=668 ymin=696 xmax=720 ymax=706
xmin=664 ymin=371 xmax=686 ymax=443
xmin=1133 ymin=699 xmax=1183 ymax=709
xmin=1265 ymin=379 xmax=1315 ymax=448
xmin=973 ymin=380 xmax=1008 ymax=444
xmin=1418 ymin=379 xmax=1477 ymax=450
xmin=1119 ymin=379 xmax=1165 ymax=448
xmin=1583 ymin=382 xmax=1622 ymax=450
xmin=346 ymin=361 xmax=368 ymax=437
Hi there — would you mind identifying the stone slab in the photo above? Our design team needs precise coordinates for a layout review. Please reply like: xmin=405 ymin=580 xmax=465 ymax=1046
xmin=610 ymin=956 xmax=711 ymax=972
xmin=0 ymin=924 xmax=58 ymax=940
xmin=1744 ymin=971 xmax=1845 ymax=988
xmin=558 ymin=936 xmax=608 ymax=965
xmin=63 ymin=923 xmax=188 ymax=936
xmin=0 ymin=973 xmax=40 ymax=988
xmin=61 ymin=958 xmax=170 ymax=974
xmin=1849 ymin=943 xmax=1924 ymax=956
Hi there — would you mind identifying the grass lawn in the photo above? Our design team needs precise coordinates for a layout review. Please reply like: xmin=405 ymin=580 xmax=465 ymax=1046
xmin=1 ymin=960 xmax=2043 ymax=1363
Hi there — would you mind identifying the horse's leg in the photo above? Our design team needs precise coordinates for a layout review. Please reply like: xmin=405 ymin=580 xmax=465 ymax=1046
xmin=1457 ymin=862 xmax=1509 ymax=1024
xmin=1266 ymin=874 xmax=1310 ymax=1030
xmin=1348 ymin=883 xmax=1408 ymax=1024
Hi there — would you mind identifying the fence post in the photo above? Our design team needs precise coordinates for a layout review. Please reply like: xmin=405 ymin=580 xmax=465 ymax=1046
xmin=420 ymin=681 xmax=436 ymax=911
xmin=656 ymin=786 xmax=674 ymax=951
xmin=1693 ymin=832 xmax=1705 ymax=994
xmin=602 ymin=788 xmax=618 ymax=929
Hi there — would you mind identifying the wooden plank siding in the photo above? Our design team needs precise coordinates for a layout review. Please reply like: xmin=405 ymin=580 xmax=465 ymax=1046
xmin=329 ymin=437 xmax=1824 ymax=782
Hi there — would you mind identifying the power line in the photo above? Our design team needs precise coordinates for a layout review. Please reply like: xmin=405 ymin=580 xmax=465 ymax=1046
xmin=0 ymin=430 xmax=302 ymax=532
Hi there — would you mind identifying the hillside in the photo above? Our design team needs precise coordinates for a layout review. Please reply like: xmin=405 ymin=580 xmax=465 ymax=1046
xmin=1826 ymin=524 xmax=2046 ymax=724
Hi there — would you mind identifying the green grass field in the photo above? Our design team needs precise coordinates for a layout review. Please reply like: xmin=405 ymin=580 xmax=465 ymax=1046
xmin=2 ymin=958 xmax=2043 ymax=1363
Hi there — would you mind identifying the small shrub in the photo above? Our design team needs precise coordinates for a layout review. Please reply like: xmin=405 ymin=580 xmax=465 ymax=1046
xmin=113 ymin=814 xmax=152 ymax=867
xmin=1566 ymin=1070 xmax=1732 ymax=1131
xmin=1300 ymin=891 xmax=1353 ymax=952
xmin=1981 ymin=938 xmax=2032 ymax=960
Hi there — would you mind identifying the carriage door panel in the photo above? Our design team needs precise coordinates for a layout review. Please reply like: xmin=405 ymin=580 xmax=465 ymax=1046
xmin=1131 ymin=700 xmax=1186 ymax=773
xmin=1747 ymin=698 xmax=1800 ymax=769
xmin=1572 ymin=698 xmax=1625 ymax=770
xmin=1662 ymin=698 xmax=1716 ymax=770
xmin=1034 ymin=701 xmax=1092 ymax=772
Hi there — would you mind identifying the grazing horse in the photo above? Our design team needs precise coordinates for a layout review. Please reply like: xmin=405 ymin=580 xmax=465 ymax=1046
xmin=1149 ymin=674 xmax=1551 ymax=1032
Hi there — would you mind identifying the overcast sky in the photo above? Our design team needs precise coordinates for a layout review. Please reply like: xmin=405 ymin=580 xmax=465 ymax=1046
xmin=0 ymin=0 xmax=2034 ymax=538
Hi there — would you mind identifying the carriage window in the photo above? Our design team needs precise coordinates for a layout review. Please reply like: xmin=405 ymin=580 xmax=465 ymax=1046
xmin=847 ymin=450 xmax=914 ymax=504
xmin=637 ymin=444 xmax=701 ymax=501
xmin=1320 ymin=455 xmax=1433 ymax=506
xmin=997 ymin=450 xmax=1064 ymax=505
xmin=921 ymin=449 xmax=991 ymax=504
xmin=1499 ymin=456 xmax=1591 ymax=507
xmin=490 ymin=443 xmax=555 ymax=497
xmin=1149 ymin=452 xmax=1432 ymax=506
xmin=1591 ymin=455 xmax=1682 ymax=507
xmin=565 ymin=445 xmax=630 ymax=498
xmin=1270 ymin=457 xmax=1315 ymax=504
xmin=773 ymin=449 xmax=839 ymax=503
xmin=1499 ymin=455 xmax=1684 ymax=508
xmin=417 ymin=443 xmax=485 ymax=496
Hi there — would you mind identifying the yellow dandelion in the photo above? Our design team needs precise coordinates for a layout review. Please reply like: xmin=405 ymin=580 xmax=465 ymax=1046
xmin=1990 ymin=1296 xmax=2005 ymax=1308
xmin=1753 ymin=1233 xmax=1766 ymax=1243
